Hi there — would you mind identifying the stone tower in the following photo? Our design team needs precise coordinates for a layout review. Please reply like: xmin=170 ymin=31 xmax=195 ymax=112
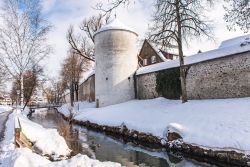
xmin=94 ymin=19 xmax=138 ymax=107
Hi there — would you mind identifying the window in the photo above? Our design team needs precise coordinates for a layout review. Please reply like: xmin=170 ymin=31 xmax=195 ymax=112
xmin=151 ymin=56 xmax=156 ymax=63
xmin=143 ymin=59 xmax=147 ymax=66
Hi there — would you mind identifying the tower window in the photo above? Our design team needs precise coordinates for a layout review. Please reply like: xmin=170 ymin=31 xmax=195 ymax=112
xmin=143 ymin=59 xmax=147 ymax=66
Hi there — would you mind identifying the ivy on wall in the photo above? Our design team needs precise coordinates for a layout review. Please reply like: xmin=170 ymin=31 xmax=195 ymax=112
xmin=156 ymin=68 xmax=181 ymax=99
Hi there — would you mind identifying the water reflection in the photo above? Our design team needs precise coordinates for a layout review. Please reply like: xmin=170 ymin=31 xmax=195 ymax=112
xmin=31 ymin=109 xmax=214 ymax=167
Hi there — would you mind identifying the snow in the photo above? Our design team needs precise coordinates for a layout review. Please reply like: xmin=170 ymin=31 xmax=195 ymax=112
xmin=2 ymin=148 xmax=121 ymax=167
xmin=57 ymin=101 xmax=95 ymax=117
xmin=1 ymin=110 xmax=121 ymax=167
xmin=137 ymin=34 xmax=250 ymax=75
xmin=16 ymin=113 xmax=71 ymax=160
xmin=1 ymin=148 xmax=50 ymax=167
xmin=0 ymin=105 xmax=12 ymax=113
xmin=79 ymin=69 xmax=95 ymax=84
xmin=41 ymin=154 xmax=121 ymax=167
xmin=147 ymin=40 xmax=168 ymax=62
xmin=58 ymin=97 xmax=250 ymax=153
xmin=0 ymin=113 xmax=16 ymax=163
xmin=94 ymin=18 xmax=137 ymax=37
xmin=219 ymin=34 xmax=250 ymax=48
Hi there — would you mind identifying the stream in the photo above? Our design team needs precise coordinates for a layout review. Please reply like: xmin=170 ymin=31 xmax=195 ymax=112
xmin=31 ymin=109 xmax=215 ymax=167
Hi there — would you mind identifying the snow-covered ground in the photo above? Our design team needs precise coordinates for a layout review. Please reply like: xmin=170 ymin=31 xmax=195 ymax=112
xmin=2 ymin=147 xmax=121 ymax=167
xmin=0 ymin=110 xmax=121 ymax=167
xmin=17 ymin=113 xmax=71 ymax=160
xmin=0 ymin=105 xmax=12 ymax=114
xmin=58 ymin=101 xmax=95 ymax=117
xmin=58 ymin=97 xmax=250 ymax=154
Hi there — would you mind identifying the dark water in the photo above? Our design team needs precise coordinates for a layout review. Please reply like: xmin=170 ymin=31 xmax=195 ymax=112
xmin=31 ymin=109 xmax=214 ymax=167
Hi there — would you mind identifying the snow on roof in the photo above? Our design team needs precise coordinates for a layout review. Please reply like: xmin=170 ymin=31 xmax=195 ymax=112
xmin=162 ymin=49 xmax=179 ymax=56
xmin=79 ymin=69 xmax=95 ymax=84
xmin=219 ymin=34 xmax=250 ymax=48
xmin=94 ymin=18 xmax=137 ymax=37
xmin=146 ymin=40 xmax=168 ymax=62
xmin=137 ymin=35 xmax=250 ymax=75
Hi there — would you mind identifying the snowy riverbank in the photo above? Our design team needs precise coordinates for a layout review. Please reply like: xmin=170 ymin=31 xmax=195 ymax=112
xmin=0 ymin=110 xmax=121 ymax=167
xmin=58 ymin=97 xmax=250 ymax=154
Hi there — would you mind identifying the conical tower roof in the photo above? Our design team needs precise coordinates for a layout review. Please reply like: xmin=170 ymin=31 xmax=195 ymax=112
xmin=94 ymin=18 xmax=137 ymax=37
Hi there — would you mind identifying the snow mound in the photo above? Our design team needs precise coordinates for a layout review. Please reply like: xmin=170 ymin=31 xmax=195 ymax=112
xmin=166 ymin=123 xmax=189 ymax=138
xmin=18 ymin=114 xmax=71 ymax=160
xmin=1 ymin=148 xmax=50 ymax=167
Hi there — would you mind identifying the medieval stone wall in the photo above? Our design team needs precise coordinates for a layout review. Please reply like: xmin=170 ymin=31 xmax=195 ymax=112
xmin=136 ymin=51 xmax=250 ymax=99
xmin=79 ymin=74 xmax=95 ymax=102
xmin=186 ymin=52 xmax=250 ymax=99
xmin=136 ymin=72 xmax=159 ymax=99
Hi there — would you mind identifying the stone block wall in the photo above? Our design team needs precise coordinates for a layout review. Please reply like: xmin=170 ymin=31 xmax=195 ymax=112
xmin=136 ymin=72 xmax=159 ymax=99
xmin=136 ymin=51 xmax=250 ymax=100
xmin=186 ymin=52 xmax=250 ymax=99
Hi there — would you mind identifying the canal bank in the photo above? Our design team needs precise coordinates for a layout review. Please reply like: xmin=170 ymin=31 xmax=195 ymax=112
xmin=56 ymin=98 xmax=250 ymax=167
xmin=56 ymin=109 xmax=249 ymax=167
xmin=31 ymin=109 xmax=216 ymax=167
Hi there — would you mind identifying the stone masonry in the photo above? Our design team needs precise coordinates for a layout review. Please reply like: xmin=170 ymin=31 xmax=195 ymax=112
xmin=136 ymin=72 xmax=159 ymax=99
xmin=186 ymin=51 xmax=250 ymax=99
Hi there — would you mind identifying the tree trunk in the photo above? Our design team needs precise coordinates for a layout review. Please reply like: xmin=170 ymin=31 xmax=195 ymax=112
xmin=176 ymin=0 xmax=188 ymax=103
xmin=75 ymin=82 xmax=79 ymax=102
xmin=20 ymin=74 xmax=24 ymax=108
xmin=70 ymin=81 xmax=74 ymax=107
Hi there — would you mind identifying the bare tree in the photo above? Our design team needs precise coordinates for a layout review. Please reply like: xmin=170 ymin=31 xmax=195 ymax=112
xmin=149 ymin=0 xmax=213 ymax=103
xmin=66 ymin=14 xmax=111 ymax=61
xmin=95 ymin=0 xmax=131 ymax=16
xmin=10 ymin=66 xmax=42 ymax=108
xmin=224 ymin=0 xmax=250 ymax=33
xmin=0 ymin=66 xmax=9 ymax=90
xmin=43 ymin=78 xmax=65 ymax=104
xmin=0 ymin=0 xmax=52 ymax=108
xmin=67 ymin=26 xmax=94 ymax=61
xmin=80 ymin=13 xmax=111 ymax=42
xmin=61 ymin=50 xmax=90 ymax=106
xmin=23 ymin=67 xmax=43 ymax=108
xmin=43 ymin=87 xmax=55 ymax=104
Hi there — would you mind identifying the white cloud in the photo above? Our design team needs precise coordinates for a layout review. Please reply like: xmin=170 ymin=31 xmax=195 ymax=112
xmin=41 ymin=0 xmax=57 ymax=14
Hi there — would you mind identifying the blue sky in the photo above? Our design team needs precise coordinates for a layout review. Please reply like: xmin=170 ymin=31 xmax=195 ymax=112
xmin=1 ymin=0 xmax=247 ymax=78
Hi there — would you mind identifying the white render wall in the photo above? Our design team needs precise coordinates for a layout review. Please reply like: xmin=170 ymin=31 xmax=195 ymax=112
xmin=94 ymin=30 xmax=138 ymax=107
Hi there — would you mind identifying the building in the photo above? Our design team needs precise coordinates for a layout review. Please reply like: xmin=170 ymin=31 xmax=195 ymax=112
xmin=138 ymin=39 xmax=178 ymax=67
xmin=62 ymin=20 xmax=250 ymax=107
xmin=94 ymin=19 xmax=138 ymax=107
